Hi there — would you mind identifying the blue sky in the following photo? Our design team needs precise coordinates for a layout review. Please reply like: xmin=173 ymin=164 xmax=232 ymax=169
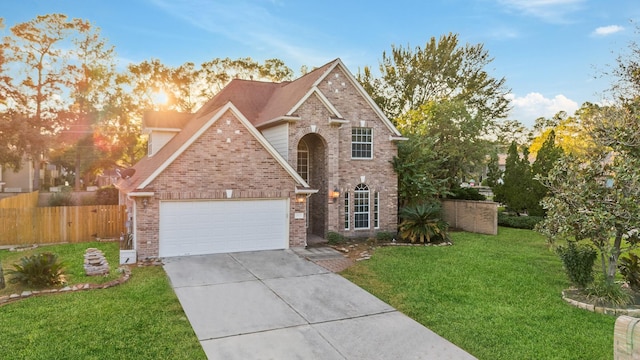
xmin=1 ymin=0 xmax=638 ymax=127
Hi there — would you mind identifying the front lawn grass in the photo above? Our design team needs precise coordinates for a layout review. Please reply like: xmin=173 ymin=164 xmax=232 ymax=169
xmin=342 ymin=227 xmax=615 ymax=360
xmin=0 ymin=241 xmax=122 ymax=296
xmin=0 ymin=243 xmax=205 ymax=359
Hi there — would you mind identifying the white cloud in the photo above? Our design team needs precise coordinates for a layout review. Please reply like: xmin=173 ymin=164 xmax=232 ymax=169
xmin=506 ymin=92 xmax=579 ymax=127
xmin=497 ymin=0 xmax=585 ymax=23
xmin=592 ymin=25 xmax=624 ymax=37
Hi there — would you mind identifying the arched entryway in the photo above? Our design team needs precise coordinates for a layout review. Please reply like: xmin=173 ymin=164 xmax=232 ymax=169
xmin=297 ymin=134 xmax=327 ymax=239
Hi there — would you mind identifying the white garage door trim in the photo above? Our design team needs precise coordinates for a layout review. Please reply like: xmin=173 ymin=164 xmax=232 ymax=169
xmin=159 ymin=199 xmax=289 ymax=257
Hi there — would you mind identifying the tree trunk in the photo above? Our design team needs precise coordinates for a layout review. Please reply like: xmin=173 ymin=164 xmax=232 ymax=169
xmin=0 ymin=261 xmax=5 ymax=290
xmin=74 ymin=150 xmax=81 ymax=191
xmin=607 ymin=231 xmax=624 ymax=282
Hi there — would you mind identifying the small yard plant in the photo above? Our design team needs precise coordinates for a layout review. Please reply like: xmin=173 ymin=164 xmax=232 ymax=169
xmin=326 ymin=231 xmax=345 ymax=245
xmin=585 ymin=277 xmax=632 ymax=307
xmin=619 ymin=253 xmax=640 ymax=290
xmin=555 ymin=241 xmax=597 ymax=288
xmin=8 ymin=252 xmax=66 ymax=287
xmin=398 ymin=202 xmax=450 ymax=243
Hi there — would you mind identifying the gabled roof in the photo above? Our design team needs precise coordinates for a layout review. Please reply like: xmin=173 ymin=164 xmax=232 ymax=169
xmin=117 ymin=102 xmax=310 ymax=193
xmin=142 ymin=110 xmax=193 ymax=130
xmin=190 ymin=58 xmax=401 ymax=135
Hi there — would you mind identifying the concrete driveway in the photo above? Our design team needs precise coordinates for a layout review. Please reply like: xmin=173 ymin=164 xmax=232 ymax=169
xmin=163 ymin=250 xmax=476 ymax=360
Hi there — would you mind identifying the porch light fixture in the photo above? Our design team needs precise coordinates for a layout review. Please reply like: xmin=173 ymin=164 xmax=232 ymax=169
xmin=142 ymin=198 xmax=148 ymax=209
xmin=296 ymin=193 xmax=306 ymax=203
xmin=331 ymin=187 xmax=340 ymax=203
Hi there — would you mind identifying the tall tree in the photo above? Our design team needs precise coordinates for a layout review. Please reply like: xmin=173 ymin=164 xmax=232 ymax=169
xmin=4 ymin=14 xmax=81 ymax=190
xmin=392 ymin=135 xmax=447 ymax=207
xmin=530 ymin=130 xmax=563 ymax=216
xmin=59 ymin=21 xmax=116 ymax=189
xmin=538 ymin=104 xmax=640 ymax=282
xmin=358 ymin=33 xmax=510 ymax=121
xmin=493 ymin=141 xmax=534 ymax=214
xmin=396 ymin=99 xmax=491 ymax=188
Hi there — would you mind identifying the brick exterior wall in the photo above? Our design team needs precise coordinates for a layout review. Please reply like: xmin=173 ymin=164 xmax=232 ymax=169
xmin=133 ymin=110 xmax=305 ymax=260
xmin=285 ymin=66 xmax=399 ymax=239
xmin=441 ymin=199 xmax=498 ymax=235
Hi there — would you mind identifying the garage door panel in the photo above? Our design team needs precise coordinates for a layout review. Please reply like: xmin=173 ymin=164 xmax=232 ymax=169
xmin=159 ymin=199 xmax=288 ymax=257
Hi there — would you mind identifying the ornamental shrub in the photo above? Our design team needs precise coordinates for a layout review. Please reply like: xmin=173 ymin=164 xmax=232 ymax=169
xmin=556 ymin=241 xmax=597 ymax=288
xmin=448 ymin=187 xmax=487 ymax=201
xmin=498 ymin=212 xmax=543 ymax=230
xmin=8 ymin=252 xmax=66 ymax=287
xmin=326 ymin=231 xmax=345 ymax=245
xmin=619 ymin=253 xmax=640 ymax=291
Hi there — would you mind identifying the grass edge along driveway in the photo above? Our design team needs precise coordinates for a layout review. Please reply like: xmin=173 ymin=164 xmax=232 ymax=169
xmin=342 ymin=227 xmax=615 ymax=360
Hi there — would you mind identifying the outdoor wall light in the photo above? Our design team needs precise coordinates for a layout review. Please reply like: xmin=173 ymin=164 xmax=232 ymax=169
xmin=331 ymin=187 xmax=340 ymax=203
xmin=142 ymin=198 xmax=148 ymax=209
xmin=296 ymin=194 xmax=306 ymax=203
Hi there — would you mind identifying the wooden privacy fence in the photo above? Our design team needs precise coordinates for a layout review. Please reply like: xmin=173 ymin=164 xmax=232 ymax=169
xmin=0 ymin=191 xmax=39 ymax=209
xmin=0 ymin=205 xmax=127 ymax=246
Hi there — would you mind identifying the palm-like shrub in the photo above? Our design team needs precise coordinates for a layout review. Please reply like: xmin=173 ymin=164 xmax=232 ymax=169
xmin=399 ymin=202 xmax=451 ymax=243
xmin=619 ymin=253 xmax=640 ymax=291
xmin=8 ymin=252 xmax=66 ymax=287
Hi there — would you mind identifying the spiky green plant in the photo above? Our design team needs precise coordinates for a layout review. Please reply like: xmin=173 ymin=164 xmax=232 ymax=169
xmin=399 ymin=202 xmax=450 ymax=244
xmin=8 ymin=252 xmax=66 ymax=287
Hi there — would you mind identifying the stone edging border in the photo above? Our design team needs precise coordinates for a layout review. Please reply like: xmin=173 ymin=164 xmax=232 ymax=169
xmin=0 ymin=266 xmax=132 ymax=307
xmin=562 ymin=290 xmax=640 ymax=316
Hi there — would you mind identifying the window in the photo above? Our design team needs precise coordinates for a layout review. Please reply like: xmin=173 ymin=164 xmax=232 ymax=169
xmin=351 ymin=127 xmax=372 ymax=159
xmin=344 ymin=192 xmax=350 ymax=230
xmin=297 ymin=140 xmax=309 ymax=182
xmin=374 ymin=191 xmax=379 ymax=229
xmin=354 ymin=184 xmax=370 ymax=229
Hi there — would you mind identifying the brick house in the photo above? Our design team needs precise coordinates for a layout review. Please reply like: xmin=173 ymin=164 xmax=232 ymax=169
xmin=117 ymin=58 xmax=406 ymax=260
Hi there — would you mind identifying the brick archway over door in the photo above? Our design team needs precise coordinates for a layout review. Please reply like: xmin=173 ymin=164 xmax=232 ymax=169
xmin=298 ymin=134 xmax=327 ymax=238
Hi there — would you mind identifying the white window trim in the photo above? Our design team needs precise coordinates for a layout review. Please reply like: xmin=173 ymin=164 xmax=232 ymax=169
xmin=374 ymin=191 xmax=380 ymax=229
xmin=351 ymin=127 xmax=374 ymax=160
xmin=344 ymin=192 xmax=350 ymax=230
xmin=354 ymin=184 xmax=370 ymax=230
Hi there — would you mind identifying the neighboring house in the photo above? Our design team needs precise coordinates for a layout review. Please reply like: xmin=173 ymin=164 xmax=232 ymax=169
xmin=1 ymin=159 xmax=35 ymax=193
xmin=117 ymin=58 xmax=406 ymax=260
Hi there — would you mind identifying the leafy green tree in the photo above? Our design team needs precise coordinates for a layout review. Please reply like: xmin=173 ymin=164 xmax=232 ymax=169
xmin=4 ymin=14 xmax=86 ymax=189
xmin=358 ymin=33 xmax=510 ymax=122
xmin=530 ymin=130 xmax=563 ymax=216
xmin=485 ymin=149 xmax=501 ymax=189
xmin=396 ymin=99 xmax=492 ymax=188
xmin=494 ymin=141 xmax=534 ymax=214
xmin=392 ymin=135 xmax=447 ymax=207
xmin=538 ymin=103 xmax=640 ymax=283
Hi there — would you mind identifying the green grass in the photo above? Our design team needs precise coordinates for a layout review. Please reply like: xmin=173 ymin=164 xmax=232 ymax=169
xmin=0 ymin=243 xmax=206 ymax=359
xmin=0 ymin=241 xmax=122 ymax=296
xmin=342 ymin=227 xmax=615 ymax=360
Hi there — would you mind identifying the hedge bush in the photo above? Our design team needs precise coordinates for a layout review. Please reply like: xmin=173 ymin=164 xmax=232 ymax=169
xmin=498 ymin=212 xmax=543 ymax=230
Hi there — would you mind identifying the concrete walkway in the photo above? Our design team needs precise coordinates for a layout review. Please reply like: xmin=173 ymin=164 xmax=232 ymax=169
xmin=163 ymin=250 xmax=476 ymax=359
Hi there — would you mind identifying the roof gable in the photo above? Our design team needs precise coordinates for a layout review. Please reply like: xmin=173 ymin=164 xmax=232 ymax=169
xmin=118 ymin=102 xmax=309 ymax=193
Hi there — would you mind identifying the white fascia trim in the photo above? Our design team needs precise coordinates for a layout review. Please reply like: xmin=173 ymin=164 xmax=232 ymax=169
xmin=127 ymin=192 xmax=154 ymax=198
xmin=390 ymin=135 xmax=409 ymax=141
xmin=295 ymin=187 xmax=319 ymax=194
xmin=287 ymin=87 xmax=343 ymax=119
xmin=315 ymin=59 xmax=403 ymax=137
xmin=258 ymin=115 xmax=301 ymax=128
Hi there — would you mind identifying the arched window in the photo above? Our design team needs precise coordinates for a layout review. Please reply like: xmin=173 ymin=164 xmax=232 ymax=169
xmin=297 ymin=140 xmax=309 ymax=182
xmin=354 ymin=184 xmax=370 ymax=229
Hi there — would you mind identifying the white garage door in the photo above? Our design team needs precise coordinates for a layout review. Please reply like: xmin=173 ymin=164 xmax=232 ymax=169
xmin=159 ymin=199 xmax=289 ymax=257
